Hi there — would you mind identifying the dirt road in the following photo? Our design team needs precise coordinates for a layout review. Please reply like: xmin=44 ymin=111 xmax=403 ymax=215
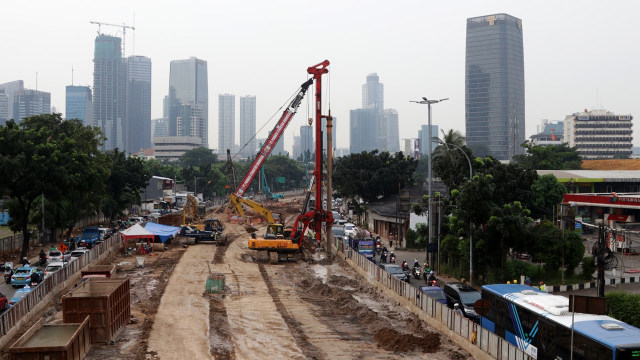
xmin=148 ymin=223 xmax=468 ymax=359
xmin=147 ymin=244 xmax=217 ymax=359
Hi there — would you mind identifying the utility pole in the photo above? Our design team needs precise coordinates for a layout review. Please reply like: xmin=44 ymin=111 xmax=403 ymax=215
xmin=597 ymin=224 xmax=606 ymax=297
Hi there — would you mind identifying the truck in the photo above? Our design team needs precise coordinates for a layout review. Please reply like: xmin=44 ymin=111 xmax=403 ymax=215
xmin=76 ymin=227 xmax=101 ymax=248
xmin=357 ymin=239 xmax=376 ymax=262
xmin=80 ymin=265 xmax=116 ymax=280
xmin=179 ymin=219 xmax=227 ymax=245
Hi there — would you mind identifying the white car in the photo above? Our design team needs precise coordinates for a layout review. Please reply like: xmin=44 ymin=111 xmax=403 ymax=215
xmin=48 ymin=250 xmax=71 ymax=262
xmin=44 ymin=262 xmax=66 ymax=277
xmin=344 ymin=223 xmax=357 ymax=237
xmin=69 ymin=249 xmax=89 ymax=261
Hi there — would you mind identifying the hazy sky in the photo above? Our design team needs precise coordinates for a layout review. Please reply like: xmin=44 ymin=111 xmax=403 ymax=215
xmin=2 ymin=0 xmax=639 ymax=153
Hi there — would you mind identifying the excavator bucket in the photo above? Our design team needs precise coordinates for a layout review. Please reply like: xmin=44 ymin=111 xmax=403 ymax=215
xmin=245 ymin=225 xmax=258 ymax=233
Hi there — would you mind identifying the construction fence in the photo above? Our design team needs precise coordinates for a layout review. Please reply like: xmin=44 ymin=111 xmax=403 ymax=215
xmin=0 ymin=233 xmax=123 ymax=339
xmin=335 ymin=240 xmax=533 ymax=360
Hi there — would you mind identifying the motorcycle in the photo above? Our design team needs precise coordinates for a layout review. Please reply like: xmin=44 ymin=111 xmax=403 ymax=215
xmin=401 ymin=260 xmax=408 ymax=271
xmin=375 ymin=242 xmax=381 ymax=254
xmin=389 ymin=253 xmax=396 ymax=264
xmin=4 ymin=264 xmax=13 ymax=284
xmin=403 ymin=269 xmax=412 ymax=283
xmin=427 ymin=279 xmax=438 ymax=287
xmin=380 ymin=251 xmax=388 ymax=263
xmin=413 ymin=266 xmax=421 ymax=279
xmin=39 ymin=253 xmax=47 ymax=267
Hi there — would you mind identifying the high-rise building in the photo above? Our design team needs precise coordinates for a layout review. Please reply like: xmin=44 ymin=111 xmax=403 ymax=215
xmin=350 ymin=108 xmax=380 ymax=154
xmin=300 ymin=125 xmax=314 ymax=160
xmin=465 ymin=13 xmax=525 ymax=160
xmin=239 ymin=95 xmax=256 ymax=157
xmin=362 ymin=73 xmax=383 ymax=110
xmin=0 ymin=91 xmax=8 ymax=125
xmin=152 ymin=118 xmax=169 ymax=139
xmin=168 ymin=57 xmax=209 ymax=147
xmin=218 ymin=94 xmax=235 ymax=155
xmin=383 ymin=110 xmax=400 ymax=153
xmin=564 ymin=109 xmax=633 ymax=159
xmin=0 ymin=80 xmax=24 ymax=121
xmin=65 ymin=86 xmax=93 ymax=126
xmin=93 ymin=35 xmax=125 ymax=151
xmin=13 ymin=89 xmax=51 ymax=122
xmin=418 ymin=124 xmax=439 ymax=156
xmin=292 ymin=135 xmax=301 ymax=160
xmin=126 ymin=55 xmax=152 ymax=152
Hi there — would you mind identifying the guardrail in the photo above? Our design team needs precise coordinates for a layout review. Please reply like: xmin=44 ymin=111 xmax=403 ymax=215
xmin=336 ymin=240 xmax=533 ymax=360
xmin=0 ymin=234 xmax=31 ymax=257
xmin=0 ymin=233 xmax=122 ymax=338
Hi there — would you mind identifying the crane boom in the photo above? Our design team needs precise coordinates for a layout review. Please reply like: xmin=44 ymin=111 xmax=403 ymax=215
xmin=233 ymin=78 xmax=313 ymax=199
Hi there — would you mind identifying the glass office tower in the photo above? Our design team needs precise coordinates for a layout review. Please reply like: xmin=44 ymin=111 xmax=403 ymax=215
xmin=126 ymin=55 xmax=152 ymax=153
xmin=465 ymin=14 xmax=525 ymax=160
xmin=65 ymin=85 xmax=93 ymax=126
xmin=168 ymin=57 xmax=209 ymax=147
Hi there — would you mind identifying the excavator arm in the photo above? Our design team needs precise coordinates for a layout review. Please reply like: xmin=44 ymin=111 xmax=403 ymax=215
xmin=229 ymin=193 xmax=277 ymax=224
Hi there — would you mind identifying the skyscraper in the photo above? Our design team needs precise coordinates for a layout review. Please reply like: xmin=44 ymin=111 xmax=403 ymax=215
xmin=350 ymin=108 xmax=380 ymax=154
xmin=0 ymin=80 xmax=24 ymax=122
xmin=418 ymin=124 xmax=439 ymax=156
xmin=362 ymin=73 xmax=383 ymax=110
xmin=218 ymin=94 xmax=235 ymax=155
xmin=126 ymin=55 xmax=152 ymax=152
xmin=13 ymin=89 xmax=51 ymax=122
xmin=383 ymin=110 xmax=400 ymax=153
xmin=465 ymin=13 xmax=525 ymax=160
xmin=168 ymin=57 xmax=209 ymax=147
xmin=93 ymin=35 xmax=125 ymax=151
xmin=300 ymin=125 xmax=314 ymax=160
xmin=268 ymin=130 xmax=286 ymax=156
xmin=65 ymin=86 xmax=93 ymax=126
xmin=239 ymin=95 xmax=256 ymax=157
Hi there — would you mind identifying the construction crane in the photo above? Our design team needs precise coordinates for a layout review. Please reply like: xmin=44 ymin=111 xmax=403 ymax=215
xmin=89 ymin=20 xmax=136 ymax=58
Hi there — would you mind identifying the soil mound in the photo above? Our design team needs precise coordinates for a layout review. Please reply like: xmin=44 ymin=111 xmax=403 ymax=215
xmin=373 ymin=327 xmax=441 ymax=353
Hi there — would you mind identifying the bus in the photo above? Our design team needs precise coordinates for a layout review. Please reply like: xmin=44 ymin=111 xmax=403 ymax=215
xmin=481 ymin=284 xmax=640 ymax=360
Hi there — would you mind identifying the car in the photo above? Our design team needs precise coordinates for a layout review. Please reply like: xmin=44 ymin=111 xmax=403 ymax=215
xmin=331 ymin=225 xmax=345 ymax=239
xmin=331 ymin=211 xmax=342 ymax=221
xmin=44 ymin=261 xmax=66 ymax=277
xmin=9 ymin=286 xmax=34 ymax=306
xmin=419 ymin=286 xmax=447 ymax=305
xmin=344 ymin=223 xmax=357 ymax=237
xmin=378 ymin=264 xmax=408 ymax=282
xmin=336 ymin=219 xmax=348 ymax=226
xmin=48 ymin=250 xmax=71 ymax=262
xmin=98 ymin=228 xmax=111 ymax=240
xmin=69 ymin=249 xmax=89 ymax=261
xmin=442 ymin=282 xmax=481 ymax=322
xmin=10 ymin=266 xmax=44 ymax=287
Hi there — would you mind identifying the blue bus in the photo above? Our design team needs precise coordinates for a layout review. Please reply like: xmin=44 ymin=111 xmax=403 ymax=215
xmin=481 ymin=284 xmax=640 ymax=360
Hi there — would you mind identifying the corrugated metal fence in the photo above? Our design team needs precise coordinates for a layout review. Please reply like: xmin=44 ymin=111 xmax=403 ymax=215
xmin=336 ymin=241 xmax=534 ymax=360
xmin=0 ymin=233 xmax=122 ymax=337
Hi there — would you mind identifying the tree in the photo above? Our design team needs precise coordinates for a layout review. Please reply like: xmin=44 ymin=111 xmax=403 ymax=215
xmin=179 ymin=147 xmax=219 ymax=168
xmin=484 ymin=202 xmax=533 ymax=278
xmin=263 ymin=155 xmax=305 ymax=191
xmin=513 ymin=142 xmax=582 ymax=170
xmin=526 ymin=221 xmax=585 ymax=273
xmin=333 ymin=151 xmax=417 ymax=202
xmin=531 ymin=174 xmax=566 ymax=219
xmin=101 ymin=149 xmax=151 ymax=220
xmin=0 ymin=114 xmax=107 ymax=259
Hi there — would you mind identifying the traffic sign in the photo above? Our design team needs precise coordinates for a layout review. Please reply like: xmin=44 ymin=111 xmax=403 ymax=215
xmin=58 ymin=243 xmax=68 ymax=253
xmin=474 ymin=299 xmax=490 ymax=317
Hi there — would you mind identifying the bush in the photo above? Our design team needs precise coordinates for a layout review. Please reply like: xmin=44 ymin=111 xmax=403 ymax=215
xmin=606 ymin=292 xmax=640 ymax=328
xmin=581 ymin=256 xmax=596 ymax=280
xmin=503 ymin=260 xmax=536 ymax=283
xmin=405 ymin=229 xmax=419 ymax=249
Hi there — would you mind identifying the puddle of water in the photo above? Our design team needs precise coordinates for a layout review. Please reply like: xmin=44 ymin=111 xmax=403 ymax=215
xmin=21 ymin=326 xmax=78 ymax=348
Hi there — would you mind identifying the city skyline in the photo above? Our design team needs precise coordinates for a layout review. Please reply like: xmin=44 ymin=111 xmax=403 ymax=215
xmin=1 ymin=1 xmax=639 ymax=154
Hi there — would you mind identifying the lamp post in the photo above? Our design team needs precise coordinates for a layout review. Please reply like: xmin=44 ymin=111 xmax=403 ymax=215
xmin=411 ymin=97 xmax=449 ymax=268
xmin=436 ymin=138 xmax=473 ymax=284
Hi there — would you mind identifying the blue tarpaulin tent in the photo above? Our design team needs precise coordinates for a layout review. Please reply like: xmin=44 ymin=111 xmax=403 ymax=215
xmin=144 ymin=222 xmax=180 ymax=243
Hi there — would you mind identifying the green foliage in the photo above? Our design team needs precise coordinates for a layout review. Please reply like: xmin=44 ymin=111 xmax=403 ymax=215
xmin=333 ymin=150 xmax=417 ymax=202
xmin=606 ymin=292 xmax=640 ymax=328
xmin=179 ymin=147 xmax=219 ymax=168
xmin=101 ymin=149 xmax=151 ymax=220
xmin=531 ymin=174 xmax=566 ymax=219
xmin=503 ymin=260 xmax=532 ymax=282
xmin=263 ymin=155 xmax=305 ymax=191
xmin=581 ymin=256 xmax=596 ymax=280
xmin=526 ymin=221 xmax=586 ymax=273
xmin=404 ymin=229 xmax=419 ymax=249
xmin=513 ymin=142 xmax=582 ymax=170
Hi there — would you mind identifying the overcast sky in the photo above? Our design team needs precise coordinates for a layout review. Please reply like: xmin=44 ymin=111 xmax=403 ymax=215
xmin=2 ymin=0 xmax=639 ymax=153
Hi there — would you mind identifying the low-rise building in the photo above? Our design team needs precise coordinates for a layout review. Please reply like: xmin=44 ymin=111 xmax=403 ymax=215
xmin=153 ymin=136 xmax=202 ymax=162
xmin=564 ymin=109 xmax=633 ymax=159
xmin=530 ymin=119 xmax=563 ymax=146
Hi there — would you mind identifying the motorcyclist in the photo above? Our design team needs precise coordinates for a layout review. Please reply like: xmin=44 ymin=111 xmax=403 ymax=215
xmin=389 ymin=251 xmax=396 ymax=263
xmin=380 ymin=250 xmax=387 ymax=263
xmin=427 ymin=271 xmax=437 ymax=285
xmin=39 ymin=249 xmax=47 ymax=263
xmin=413 ymin=258 xmax=420 ymax=269
xmin=401 ymin=260 xmax=408 ymax=271
xmin=22 ymin=257 xmax=30 ymax=266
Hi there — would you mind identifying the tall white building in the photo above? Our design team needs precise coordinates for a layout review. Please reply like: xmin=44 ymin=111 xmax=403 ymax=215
xmin=362 ymin=73 xmax=383 ymax=110
xmin=383 ymin=109 xmax=399 ymax=153
xmin=239 ymin=95 xmax=256 ymax=157
xmin=218 ymin=94 xmax=235 ymax=155
xmin=126 ymin=55 xmax=152 ymax=152
xmin=564 ymin=109 xmax=633 ymax=159
xmin=168 ymin=57 xmax=208 ymax=147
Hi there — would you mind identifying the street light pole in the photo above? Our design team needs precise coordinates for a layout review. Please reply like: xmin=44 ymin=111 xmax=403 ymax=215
xmin=411 ymin=97 xmax=449 ymax=268
xmin=436 ymin=139 xmax=473 ymax=283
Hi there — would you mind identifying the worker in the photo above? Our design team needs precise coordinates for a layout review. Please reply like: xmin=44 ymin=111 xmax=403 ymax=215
xmin=453 ymin=303 xmax=464 ymax=316
xmin=539 ymin=281 xmax=547 ymax=292
xmin=513 ymin=279 xmax=518 ymax=284
xmin=507 ymin=281 xmax=511 ymax=284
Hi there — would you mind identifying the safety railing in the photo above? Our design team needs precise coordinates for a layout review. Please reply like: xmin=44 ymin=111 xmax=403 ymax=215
xmin=0 ymin=233 xmax=122 ymax=337
xmin=338 ymin=243 xmax=534 ymax=360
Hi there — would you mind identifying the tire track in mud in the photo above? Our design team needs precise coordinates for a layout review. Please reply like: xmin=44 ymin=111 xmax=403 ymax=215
xmin=209 ymin=231 xmax=237 ymax=360
xmin=258 ymin=263 xmax=324 ymax=360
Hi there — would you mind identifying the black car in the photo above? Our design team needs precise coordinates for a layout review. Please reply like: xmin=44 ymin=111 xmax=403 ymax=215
xmin=442 ymin=282 xmax=481 ymax=322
